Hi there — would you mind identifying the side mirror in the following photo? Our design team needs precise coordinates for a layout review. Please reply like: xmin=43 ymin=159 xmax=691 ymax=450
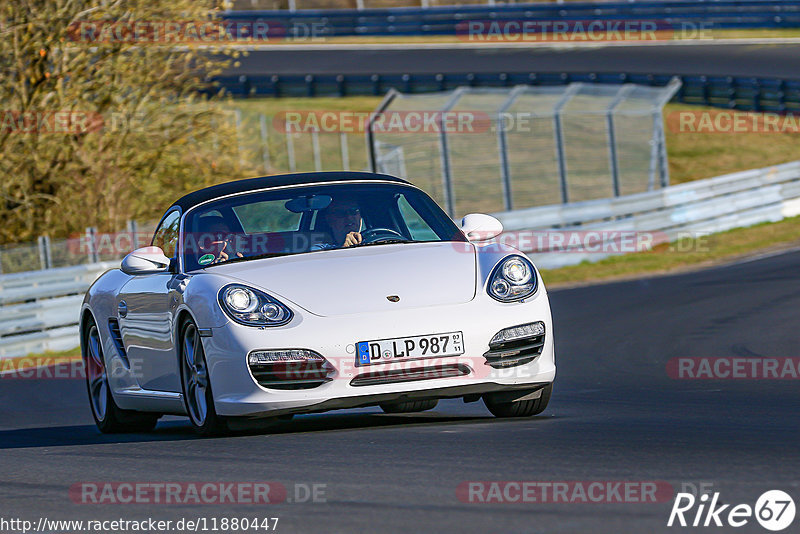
xmin=460 ymin=213 xmax=503 ymax=242
xmin=121 ymin=247 xmax=171 ymax=275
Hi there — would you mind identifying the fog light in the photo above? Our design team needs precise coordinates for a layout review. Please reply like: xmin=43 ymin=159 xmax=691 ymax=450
xmin=490 ymin=322 xmax=545 ymax=345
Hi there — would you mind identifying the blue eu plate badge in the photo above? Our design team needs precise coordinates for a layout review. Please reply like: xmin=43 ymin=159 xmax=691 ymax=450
xmin=357 ymin=342 xmax=370 ymax=365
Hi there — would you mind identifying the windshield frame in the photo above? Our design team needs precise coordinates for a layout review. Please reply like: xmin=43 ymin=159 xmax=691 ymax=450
xmin=178 ymin=180 xmax=466 ymax=272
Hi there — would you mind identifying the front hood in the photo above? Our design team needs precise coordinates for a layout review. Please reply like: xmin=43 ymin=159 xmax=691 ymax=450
xmin=208 ymin=242 xmax=477 ymax=317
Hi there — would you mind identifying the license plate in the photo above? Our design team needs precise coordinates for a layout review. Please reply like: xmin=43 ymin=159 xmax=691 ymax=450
xmin=355 ymin=331 xmax=464 ymax=367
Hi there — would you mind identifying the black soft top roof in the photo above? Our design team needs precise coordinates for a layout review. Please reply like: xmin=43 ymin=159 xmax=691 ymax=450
xmin=170 ymin=171 xmax=410 ymax=212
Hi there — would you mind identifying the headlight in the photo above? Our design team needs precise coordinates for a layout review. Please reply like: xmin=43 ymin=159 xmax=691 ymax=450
xmin=488 ymin=255 xmax=537 ymax=302
xmin=219 ymin=284 xmax=293 ymax=327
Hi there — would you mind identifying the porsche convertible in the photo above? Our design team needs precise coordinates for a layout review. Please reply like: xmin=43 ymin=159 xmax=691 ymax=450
xmin=80 ymin=171 xmax=555 ymax=435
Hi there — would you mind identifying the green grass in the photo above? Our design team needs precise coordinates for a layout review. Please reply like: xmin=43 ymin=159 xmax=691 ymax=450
xmin=540 ymin=215 xmax=800 ymax=286
xmin=0 ymin=346 xmax=82 ymax=371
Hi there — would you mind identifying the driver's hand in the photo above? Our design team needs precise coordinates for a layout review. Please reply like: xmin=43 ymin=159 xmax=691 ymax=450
xmin=342 ymin=232 xmax=362 ymax=248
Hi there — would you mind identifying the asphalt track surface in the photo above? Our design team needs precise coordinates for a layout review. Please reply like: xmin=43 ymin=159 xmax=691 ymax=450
xmin=231 ymin=42 xmax=800 ymax=79
xmin=1 ymin=249 xmax=799 ymax=533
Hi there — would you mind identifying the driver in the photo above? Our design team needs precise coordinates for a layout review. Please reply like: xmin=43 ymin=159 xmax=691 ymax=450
xmin=312 ymin=198 xmax=363 ymax=250
xmin=196 ymin=218 xmax=244 ymax=265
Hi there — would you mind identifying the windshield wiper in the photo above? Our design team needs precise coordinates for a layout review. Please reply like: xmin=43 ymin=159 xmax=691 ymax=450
xmin=357 ymin=239 xmax=413 ymax=247
xmin=203 ymin=252 xmax=290 ymax=267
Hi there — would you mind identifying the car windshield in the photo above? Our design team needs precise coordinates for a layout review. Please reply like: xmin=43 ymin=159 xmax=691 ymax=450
xmin=181 ymin=182 xmax=466 ymax=270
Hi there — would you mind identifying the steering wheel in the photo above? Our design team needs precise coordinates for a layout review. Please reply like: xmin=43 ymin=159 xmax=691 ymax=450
xmin=359 ymin=228 xmax=407 ymax=244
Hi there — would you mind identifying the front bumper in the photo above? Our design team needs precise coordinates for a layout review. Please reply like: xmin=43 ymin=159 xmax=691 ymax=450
xmin=203 ymin=288 xmax=555 ymax=418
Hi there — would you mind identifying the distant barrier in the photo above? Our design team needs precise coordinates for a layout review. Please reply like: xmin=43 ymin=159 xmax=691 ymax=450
xmin=215 ymin=72 xmax=800 ymax=115
xmin=223 ymin=1 xmax=800 ymax=35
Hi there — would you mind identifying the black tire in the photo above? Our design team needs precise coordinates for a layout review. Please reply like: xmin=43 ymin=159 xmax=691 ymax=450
xmin=179 ymin=317 xmax=228 ymax=436
xmin=380 ymin=399 xmax=439 ymax=414
xmin=82 ymin=317 xmax=159 ymax=433
xmin=484 ymin=384 xmax=552 ymax=418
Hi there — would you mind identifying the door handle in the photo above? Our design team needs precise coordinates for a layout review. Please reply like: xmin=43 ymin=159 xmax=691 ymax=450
xmin=118 ymin=300 xmax=128 ymax=318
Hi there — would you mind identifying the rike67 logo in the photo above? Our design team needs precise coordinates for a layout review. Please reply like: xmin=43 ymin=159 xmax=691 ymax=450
xmin=668 ymin=490 xmax=796 ymax=531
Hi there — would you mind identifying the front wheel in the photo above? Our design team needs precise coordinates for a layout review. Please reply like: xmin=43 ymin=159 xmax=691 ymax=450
xmin=179 ymin=317 xmax=228 ymax=436
xmin=483 ymin=384 xmax=552 ymax=418
xmin=83 ymin=318 xmax=159 ymax=433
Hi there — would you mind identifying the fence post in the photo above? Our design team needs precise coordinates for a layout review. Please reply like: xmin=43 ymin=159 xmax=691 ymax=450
xmin=234 ymin=109 xmax=245 ymax=169
xmin=606 ymin=84 xmax=635 ymax=198
xmin=259 ymin=113 xmax=271 ymax=173
xmin=553 ymin=83 xmax=581 ymax=204
xmin=367 ymin=89 xmax=399 ymax=172
xmin=312 ymin=130 xmax=322 ymax=171
xmin=285 ymin=119 xmax=297 ymax=173
xmin=657 ymin=114 xmax=670 ymax=188
xmin=86 ymin=227 xmax=99 ymax=264
xmin=126 ymin=220 xmax=138 ymax=254
xmin=340 ymin=133 xmax=350 ymax=170
xmin=653 ymin=77 xmax=682 ymax=188
xmin=37 ymin=236 xmax=52 ymax=270
xmin=496 ymin=86 xmax=526 ymax=212
xmin=438 ymin=88 xmax=466 ymax=217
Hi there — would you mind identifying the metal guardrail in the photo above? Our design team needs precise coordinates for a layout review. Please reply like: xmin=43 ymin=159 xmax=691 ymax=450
xmin=2 ymin=160 xmax=799 ymax=358
xmin=216 ymin=72 xmax=800 ymax=115
xmin=224 ymin=1 xmax=800 ymax=35
xmin=496 ymin=160 xmax=800 ymax=268
xmin=0 ymin=263 xmax=116 ymax=359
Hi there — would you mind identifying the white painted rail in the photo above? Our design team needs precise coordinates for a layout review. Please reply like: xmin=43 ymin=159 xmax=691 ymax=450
xmin=2 ymin=160 xmax=800 ymax=359
xmin=0 ymin=263 xmax=117 ymax=359
xmin=493 ymin=161 xmax=800 ymax=269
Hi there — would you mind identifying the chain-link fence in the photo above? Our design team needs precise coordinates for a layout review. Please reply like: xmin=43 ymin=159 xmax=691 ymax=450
xmin=369 ymin=79 xmax=681 ymax=217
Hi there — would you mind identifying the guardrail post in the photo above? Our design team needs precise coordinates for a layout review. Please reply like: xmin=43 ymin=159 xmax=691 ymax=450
xmin=259 ymin=113 xmax=271 ymax=172
xmin=37 ymin=236 xmax=52 ymax=270
xmin=86 ymin=227 xmax=99 ymax=264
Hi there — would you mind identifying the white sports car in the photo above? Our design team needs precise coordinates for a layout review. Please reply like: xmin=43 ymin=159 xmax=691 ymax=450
xmin=80 ymin=172 xmax=555 ymax=435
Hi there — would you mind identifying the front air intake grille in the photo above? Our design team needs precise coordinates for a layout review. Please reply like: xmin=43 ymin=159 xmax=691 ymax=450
xmin=483 ymin=335 xmax=545 ymax=369
xmin=350 ymin=363 xmax=471 ymax=387
xmin=248 ymin=350 xmax=333 ymax=390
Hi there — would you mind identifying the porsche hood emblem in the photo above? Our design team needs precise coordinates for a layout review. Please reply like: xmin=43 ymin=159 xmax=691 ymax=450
xmin=386 ymin=295 xmax=400 ymax=302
